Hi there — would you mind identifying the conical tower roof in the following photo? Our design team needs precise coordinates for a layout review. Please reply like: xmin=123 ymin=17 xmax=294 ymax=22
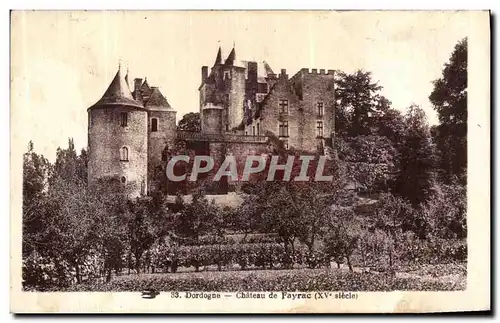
xmin=224 ymin=47 xmax=236 ymax=66
xmin=214 ymin=46 xmax=222 ymax=65
xmin=90 ymin=67 xmax=143 ymax=109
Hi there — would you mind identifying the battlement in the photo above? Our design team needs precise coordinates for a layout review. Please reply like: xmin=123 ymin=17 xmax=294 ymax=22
xmin=300 ymin=68 xmax=335 ymax=75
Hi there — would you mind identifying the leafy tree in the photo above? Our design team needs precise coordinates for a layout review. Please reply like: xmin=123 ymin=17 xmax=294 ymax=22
xmin=429 ymin=38 xmax=467 ymax=184
xmin=48 ymin=138 xmax=88 ymax=189
xmin=420 ymin=181 xmax=467 ymax=239
xmin=177 ymin=112 xmax=201 ymax=132
xmin=336 ymin=135 xmax=397 ymax=194
xmin=395 ymin=105 xmax=437 ymax=206
xmin=375 ymin=108 xmax=407 ymax=150
xmin=335 ymin=70 xmax=390 ymax=136
xmin=175 ymin=189 xmax=218 ymax=243
xmin=323 ymin=207 xmax=362 ymax=271
xmin=127 ymin=201 xmax=156 ymax=273
xmin=374 ymin=193 xmax=413 ymax=266
xmin=22 ymin=141 xmax=51 ymax=256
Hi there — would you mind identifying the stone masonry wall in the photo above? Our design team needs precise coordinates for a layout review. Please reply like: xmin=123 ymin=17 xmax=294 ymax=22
xmin=88 ymin=106 xmax=148 ymax=198
xmin=147 ymin=109 xmax=177 ymax=192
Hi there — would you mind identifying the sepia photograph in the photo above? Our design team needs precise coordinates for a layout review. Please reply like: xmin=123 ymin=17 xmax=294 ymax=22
xmin=9 ymin=10 xmax=490 ymax=313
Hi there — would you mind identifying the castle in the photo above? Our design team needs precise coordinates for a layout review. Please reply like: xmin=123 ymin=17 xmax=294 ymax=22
xmin=87 ymin=46 xmax=335 ymax=197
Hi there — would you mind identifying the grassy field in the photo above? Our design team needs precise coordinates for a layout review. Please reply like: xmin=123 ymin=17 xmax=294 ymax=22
xmin=64 ymin=263 xmax=466 ymax=292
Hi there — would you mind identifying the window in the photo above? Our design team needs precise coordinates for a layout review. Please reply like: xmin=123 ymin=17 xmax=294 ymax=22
xmin=245 ymin=131 xmax=248 ymax=136
xmin=226 ymin=124 xmax=229 ymax=131
xmin=279 ymin=99 xmax=289 ymax=114
xmin=279 ymin=121 xmax=289 ymax=137
xmin=317 ymin=102 xmax=324 ymax=117
xmin=256 ymin=123 xmax=260 ymax=136
xmin=121 ymin=176 xmax=127 ymax=184
xmin=120 ymin=147 xmax=129 ymax=161
xmin=224 ymin=70 xmax=231 ymax=80
xmin=120 ymin=112 xmax=128 ymax=127
xmin=252 ymin=126 xmax=256 ymax=136
xmin=282 ymin=140 xmax=289 ymax=150
xmin=316 ymin=121 xmax=324 ymax=138
xmin=151 ymin=118 xmax=158 ymax=132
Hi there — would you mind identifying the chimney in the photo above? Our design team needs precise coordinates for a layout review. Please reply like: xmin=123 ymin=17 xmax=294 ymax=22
xmin=134 ymin=78 xmax=143 ymax=92
xmin=247 ymin=62 xmax=258 ymax=82
xmin=280 ymin=69 xmax=288 ymax=80
xmin=202 ymin=66 xmax=208 ymax=83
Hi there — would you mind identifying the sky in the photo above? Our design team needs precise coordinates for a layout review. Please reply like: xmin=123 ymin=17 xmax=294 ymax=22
xmin=11 ymin=11 xmax=471 ymax=161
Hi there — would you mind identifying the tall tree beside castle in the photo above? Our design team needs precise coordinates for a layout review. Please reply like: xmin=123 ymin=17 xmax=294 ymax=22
xmin=429 ymin=38 xmax=467 ymax=184
xmin=335 ymin=70 xmax=391 ymax=137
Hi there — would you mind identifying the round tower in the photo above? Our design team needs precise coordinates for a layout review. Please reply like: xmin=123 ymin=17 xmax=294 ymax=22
xmin=201 ymin=102 xmax=224 ymax=134
xmin=87 ymin=67 xmax=148 ymax=198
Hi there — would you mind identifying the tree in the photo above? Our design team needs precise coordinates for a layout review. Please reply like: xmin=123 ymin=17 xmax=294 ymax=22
xmin=335 ymin=70 xmax=390 ymax=136
xmin=50 ymin=138 xmax=87 ymax=186
xmin=323 ymin=207 xmax=362 ymax=271
xmin=336 ymin=135 xmax=397 ymax=194
xmin=22 ymin=141 xmax=51 ymax=256
xmin=127 ymin=200 xmax=156 ymax=274
xmin=177 ymin=112 xmax=201 ymax=132
xmin=395 ymin=105 xmax=437 ymax=206
xmin=429 ymin=38 xmax=467 ymax=184
xmin=420 ymin=181 xmax=467 ymax=239
xmin=374 ymin=193 xmax=413 ymax=266
xmin=175 ymin=189 xmax=218 ymax=243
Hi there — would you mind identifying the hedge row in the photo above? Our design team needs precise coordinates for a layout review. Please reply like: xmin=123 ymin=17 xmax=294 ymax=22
xmin=153 ymin=243 xmax=324 ymax=272
xmin=149 ymin=238 xmax=467 ymax=273
xmin=177 ymin=234 xmax=280 ymax=246
xmin=65 ymin=269 xmax=465 ymax=292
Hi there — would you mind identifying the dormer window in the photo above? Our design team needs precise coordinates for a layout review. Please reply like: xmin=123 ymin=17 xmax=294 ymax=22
xmin=120 ymin=112 xmax=128 ymax=127
xmin=151 ymin=118 xmax=158 ymax=132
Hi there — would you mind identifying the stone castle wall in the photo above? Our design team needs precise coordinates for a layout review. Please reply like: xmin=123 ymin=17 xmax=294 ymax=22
xmin=88 ymin=106 xmax=148 ymax=198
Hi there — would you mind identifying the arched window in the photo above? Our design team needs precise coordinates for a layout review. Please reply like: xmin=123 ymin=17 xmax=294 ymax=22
xmin=120 ymin=147 xmax=129 ymax=161
xmin=151 ymin=118 xmax=158 ymax=132
xmin=121 ymin=176 xmax=127 ymax=184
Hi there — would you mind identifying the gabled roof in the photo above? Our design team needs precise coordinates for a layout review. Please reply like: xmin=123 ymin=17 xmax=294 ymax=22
xmin=144 ymin=87 xmax=172 ymax=109
xmin=90 ymin=67 xmax=143 ymax=109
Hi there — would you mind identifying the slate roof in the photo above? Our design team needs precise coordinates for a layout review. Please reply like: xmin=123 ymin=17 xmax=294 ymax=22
xmin=224 ymin=48 xmax=236 ymax=66
xmin=144 ymin=87 xmax=172 ymax=109
xmin=90 ymin=67 xmax=143 ymax=109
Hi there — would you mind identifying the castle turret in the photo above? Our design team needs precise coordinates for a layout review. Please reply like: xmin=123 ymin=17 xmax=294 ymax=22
xmin=87 ymin=66 xmax=148 ymax=198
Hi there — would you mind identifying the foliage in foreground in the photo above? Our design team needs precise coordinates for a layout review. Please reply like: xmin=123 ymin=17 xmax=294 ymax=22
xmin=61 ymin=268 xmax=465 ymax=292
